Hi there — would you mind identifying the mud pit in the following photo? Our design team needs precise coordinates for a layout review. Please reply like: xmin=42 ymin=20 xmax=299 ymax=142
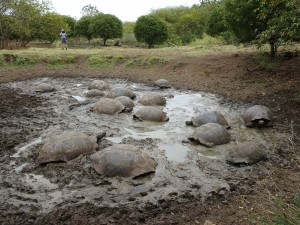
xmin=1 ymin=77 xmax=278 ymax=221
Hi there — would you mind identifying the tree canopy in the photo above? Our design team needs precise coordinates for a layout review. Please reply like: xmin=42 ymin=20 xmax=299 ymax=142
xmin=134 ymin=15 xmax=169 ymax=48
xmin=89 ymin=14 xmax=123 ymax=46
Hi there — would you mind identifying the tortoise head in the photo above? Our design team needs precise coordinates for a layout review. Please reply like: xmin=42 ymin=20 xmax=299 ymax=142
xmin=257 ymin=119 xmax=265 ymax=128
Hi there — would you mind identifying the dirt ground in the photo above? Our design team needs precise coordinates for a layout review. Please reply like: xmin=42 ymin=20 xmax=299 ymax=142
xmin=0 ymin=49 xmax=299 ymax=225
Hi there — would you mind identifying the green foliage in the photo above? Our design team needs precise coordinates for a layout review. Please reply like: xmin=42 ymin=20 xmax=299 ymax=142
xmin=126 ymin=56 xmax=168 ymax=68
xmin=61 ymin=15 xmax=76 ymax=37
xmin=134 ymin=15 xmax=169 ymax=48
xmin=45 ymin=55 xmax=77 ymax=67
xmin=89 ymin=14 xmax=123 ymax=46
xmin=255 ymin=0 xmax=300 ymax=57
xmin=254 ymin=54 xmax=276 ymax=72
xmin=224 ymin=0 xmax=265 ymax=43
xmin=80 ymin=4 xmax=100 ymax=17
xmin=219 ymin=31 xmax=238 ymax=44
xmin=121 ymin=22 xmax=138 ymax=46
xmin=38 ymin=13 xmax=67 ymax=43
xmin=206 ymin=5 xmax=227 ymax=37
xmin=150 ymin=6 xmax=205 ymax=45
xmin=0 ymin=0 xmax=65 ymax=48
xmin=87 ymin=55 xmax=126 ymax=68
xmin=75 ymin=16 xmax=94 ymax=42
xmin=174 ymin=12 xmax=203 ymax=44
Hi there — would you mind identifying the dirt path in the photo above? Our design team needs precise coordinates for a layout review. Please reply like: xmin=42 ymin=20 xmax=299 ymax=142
xmin=0 ymin=50 xmax=299 ymax=225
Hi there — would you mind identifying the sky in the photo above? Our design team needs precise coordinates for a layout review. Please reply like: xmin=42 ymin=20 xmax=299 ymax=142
xmin=49 ymin=0 xmax=200 ymax=22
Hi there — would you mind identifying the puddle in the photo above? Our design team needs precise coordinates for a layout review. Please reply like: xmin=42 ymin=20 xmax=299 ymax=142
xmin=72 ymin=95 xmax=87 ymax=102
xmin=12 ymin=137 xmax=42 ymax=158
xmin=1 ymin=77 xmax=277 ymax=213
xmin=158 ymin=143 xmax=189 ymax=163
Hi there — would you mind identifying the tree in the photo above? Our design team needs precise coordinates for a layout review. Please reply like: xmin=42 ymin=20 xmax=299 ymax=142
xmin=61 ymin=15 xmax=76 ymax=37
xmin=134 ymin=15 xmax=169 ymax=48
xmin=81 ymin=4 xmax=99 ymax=16
xmin=174 ymin=8 xmax=205 ymax=44
xmin=75 ymin=16 xmax=94 ymax=42
xmin=224 ymin=0 xmax=265 ymax=43
xmin=206 ymin=5 xmax=227 ymax=37
xmin=256 ymin=0 xmax=300 ymax=57
xmin=38 ymin=13 xmax=67 ymax=43
xmin=9 ymin=0 xmax=44 ymax=46
xmin=89 ymin=14 xmax=123 ymax=46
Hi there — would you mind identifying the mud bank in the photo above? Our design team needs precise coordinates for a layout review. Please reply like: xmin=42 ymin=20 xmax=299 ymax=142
xmin=0 ymin=77 xmax=279 ymax=223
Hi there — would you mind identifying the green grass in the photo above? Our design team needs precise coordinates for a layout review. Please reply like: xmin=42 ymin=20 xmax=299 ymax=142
xmin=87 ymin=55 xmax=126 ymax=68
xmin=126 ymin=56 xmax=168 ymax=68
xmin=254 ymin=54 xmax=276 ymax=72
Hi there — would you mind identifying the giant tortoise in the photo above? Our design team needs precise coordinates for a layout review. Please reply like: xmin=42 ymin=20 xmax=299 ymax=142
xmin=92 ymin=98 xmax=126 ymax=115
xmin=186 ymin=111 xmax=230 ymax=129
xmin=106 ymin=87 xmax=135 ymax=99
xmin=36 ymin=131 xmax=98 ymax=164
xmin=88 ymin=80 xmax=110 ymax=90
xmin=189 ymin=123 xmax=231 ymax=147
xmin=35 ymin=83 xmax=55 ymax=93
xmin=242 ymin=105 xmax=273 ymax=128
xmin=139 ymin=93 xmax=166 ymax=106
xmin=226 ymin=141 xmax=266 ymax=165
xmin=154 ymin=79 xmax=171 ymax=88
xmin=133 ymin=107 xmax=169 ymax=122
xmin=115 ymin=96 xmax=135 ymax=109
xmin=90 ymin=144 xmax=157 ymax=178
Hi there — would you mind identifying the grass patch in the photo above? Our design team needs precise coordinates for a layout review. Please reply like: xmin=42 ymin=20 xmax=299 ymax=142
xmin=0 ymin=54 xmax=36 ymax=67
xmin=254 ymin=54 xmax=276 ymax=72
xmin=44 ymin=55 xmax=77 ymax=67
xmin=126 ymin=56 xmax=168 ymax=68
xmin=87 ymin=55 xmax=126 ymax=68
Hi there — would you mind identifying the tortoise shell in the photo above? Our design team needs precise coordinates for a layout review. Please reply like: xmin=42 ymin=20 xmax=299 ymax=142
xmin=133 ymin=107 xmax=169 ymax=122
xmin=93 ymin=98 xmax=125 ymax=115
xmin=35 ymin=83 xmax=54 ymax=93
xmin=226 ymin=141 xmax=266 ymax=165
xmin=36 ymin=132 xmax=98 ymax=164
xmin=154 ymin=79 xmax=171 ymax=88
xmin=242 ymin=105 xmax=273 ymax=128
xmin=186 ymin=111 xmax=230 ymax=129
xmin=189 ymin=123 xmax=231 ymax=147
xmin=139 ymin=93 xmax=166 ymax=106
xmin=115 ymin=96 xmax=135 ymax=109
xmin=88 ymin=80 xmax=110 ymax=90
xmin=91 ymin=144 xmax=157 ymax=178
xmin=85 ymin=89 xmax=104 ymax=97
xmin=106 ymin=87 xmax=135 ymax=99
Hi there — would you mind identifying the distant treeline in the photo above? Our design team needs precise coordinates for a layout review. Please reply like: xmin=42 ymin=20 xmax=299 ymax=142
xmin=1 ymin=0 xmax=299 ymax=56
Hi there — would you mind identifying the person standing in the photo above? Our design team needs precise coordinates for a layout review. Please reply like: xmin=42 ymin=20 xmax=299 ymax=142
xmin=60 ymin=29 xmax=67 ymax=50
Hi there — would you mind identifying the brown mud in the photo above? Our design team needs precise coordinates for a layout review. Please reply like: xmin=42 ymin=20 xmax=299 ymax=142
xmin=0 ymin=50 xmax=299 ymax=225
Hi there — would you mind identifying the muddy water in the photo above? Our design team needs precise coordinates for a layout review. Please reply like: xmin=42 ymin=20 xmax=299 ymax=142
xmin=1 ymin=77 xmax=277 ymax=215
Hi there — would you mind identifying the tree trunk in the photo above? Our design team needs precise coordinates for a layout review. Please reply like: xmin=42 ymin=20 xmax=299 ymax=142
xmin=269 ymin=41 xmax=276 ymax=58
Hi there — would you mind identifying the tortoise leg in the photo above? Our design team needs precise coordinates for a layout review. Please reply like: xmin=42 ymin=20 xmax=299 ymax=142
xmin=244 ymin=121 xmax=255 ymax=128
xmin=185 ymin=121 xmax=193 ymax=126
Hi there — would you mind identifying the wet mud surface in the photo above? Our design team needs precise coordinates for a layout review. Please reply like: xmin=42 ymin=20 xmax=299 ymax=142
xmin=0 ymin=77 xmax=280 ymax=224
